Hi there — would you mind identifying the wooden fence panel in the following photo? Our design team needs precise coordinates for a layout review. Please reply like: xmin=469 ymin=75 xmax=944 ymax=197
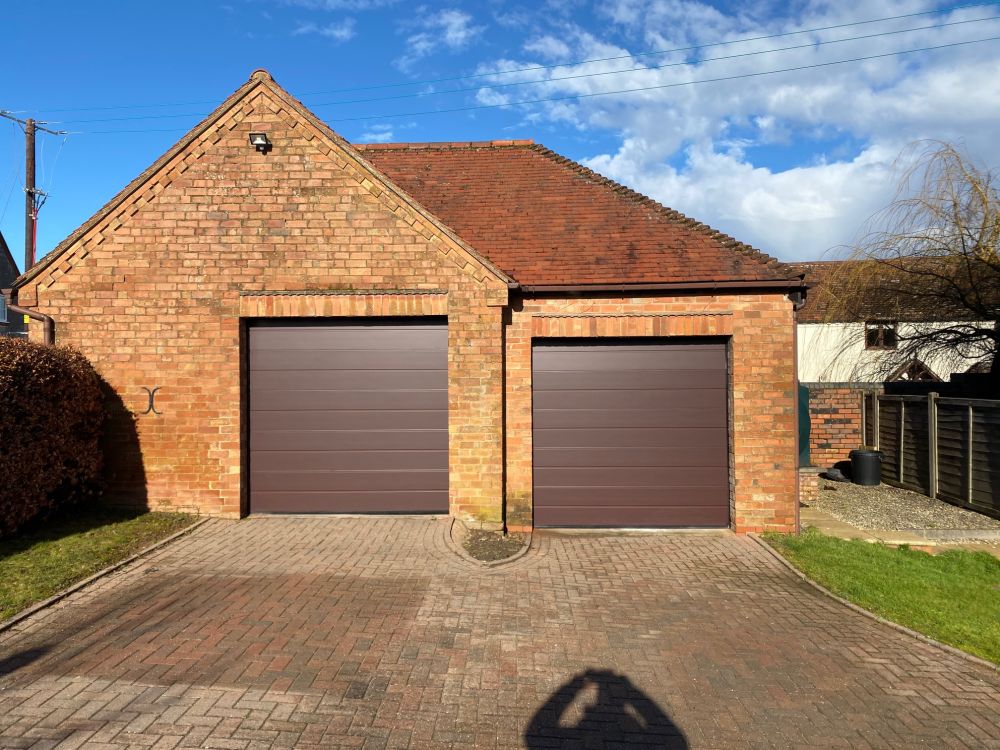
xmin=875 ymin=395 xmax=998 ymax=520
xmin=900 ymin=401 xmax=930 ymax=494
xmin=936 ymin=403 xmax=968 ymax=505
xmin=879 ymin=400 xmax=901 ymax=484
xmin=970 ymin=407 xmax=1000 ymax=518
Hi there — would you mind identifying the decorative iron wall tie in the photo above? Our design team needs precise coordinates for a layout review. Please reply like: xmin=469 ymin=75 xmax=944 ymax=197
xmin=141 ymin=387 xmax=161 ymax=415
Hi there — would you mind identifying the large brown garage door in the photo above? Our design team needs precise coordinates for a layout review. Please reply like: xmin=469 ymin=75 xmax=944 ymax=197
xmin=532 ymin=340 xmax=729 ymax=527
xmin=249 ymin=320 xmax=448 ymax=513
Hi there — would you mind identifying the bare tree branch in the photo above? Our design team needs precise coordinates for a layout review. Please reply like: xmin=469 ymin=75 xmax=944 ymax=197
xmin=815 ymin=141 xmax=999 ymax=379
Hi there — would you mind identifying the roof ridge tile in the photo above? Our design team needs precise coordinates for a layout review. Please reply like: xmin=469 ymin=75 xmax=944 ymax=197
xmin=356 ymin=139 xmax=535 ymax=151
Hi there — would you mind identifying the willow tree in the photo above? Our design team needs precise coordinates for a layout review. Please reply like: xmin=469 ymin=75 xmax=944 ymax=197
xmin=819 ymin=141 xmax=999 ymax=381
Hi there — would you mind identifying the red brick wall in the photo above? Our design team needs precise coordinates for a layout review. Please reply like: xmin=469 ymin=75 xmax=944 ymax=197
xmin=798 ymin=467 xmax=821 ymax=506
xmin=804 ymin=384 xmax=865 ymax=468
xmin=505 ymin=296 xmax=799 ymax=534
xmin=18 ymin=76 xmax=508 ymax=525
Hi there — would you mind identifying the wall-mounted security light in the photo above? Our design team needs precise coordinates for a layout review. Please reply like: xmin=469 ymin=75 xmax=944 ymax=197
xmin=249 ymin=132 xmax=272 ymax=154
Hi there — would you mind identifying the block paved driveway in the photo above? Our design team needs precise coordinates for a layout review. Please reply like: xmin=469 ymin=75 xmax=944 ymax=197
xmin=1 ymin=518 xmax=998 ymax=749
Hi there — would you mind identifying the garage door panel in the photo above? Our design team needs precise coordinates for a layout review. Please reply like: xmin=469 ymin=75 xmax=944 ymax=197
xmin=252 ymin=449 xmax=448 ymax=472
xmin=535 ymin=346 xmax=726 ymax=372
xmin=251 ymin=428 xmax=448 ymax=451
xmin=249 ymin=321 xmax=448 ymax=514
xmin=535 ymin=407 xmax=726 ymax=429
xmin=533 ymin=388 xmax=725 ymax=411
xmin=533 ymin=369 xmax=727 ymax=391
xmin=537 ymin=466 xmax=729 ymax=488
xmin=251 ymin=491 xmax=448 ymax=514
xmin=253 ymin=409 xmax=445 ymax=431
xmin=536 ymin=504 xmax=730 ymax=527
xmin=532 ymin=340 xmax=729 ymax=527
xmin=250 ymin=326 xmax=446 ymax=351
xmin=249 ymin=389 xmax=447 ymax=412
xmin=251 ymin=349 xmax=446 ymax=372
xmin=251 ymin=468 xmax=447 ymax=492
xmin=534 ymin=446 xmax=728 ymax=468
xmin=533 ymin=427 xmax=725 ymax=449
xmin=250 ymin=369 xmax=445 ymax=391
xmin=534 ymin=486 xmax=728 ymax=507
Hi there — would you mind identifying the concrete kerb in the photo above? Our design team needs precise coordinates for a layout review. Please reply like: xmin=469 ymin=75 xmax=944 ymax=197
xmin=0 ymin=517 xmax=211 ymax=635
xmin=916 ymin=529 xmax=1000 ymax=541
xmin=750 ymin=533 xmax=999 ymax=675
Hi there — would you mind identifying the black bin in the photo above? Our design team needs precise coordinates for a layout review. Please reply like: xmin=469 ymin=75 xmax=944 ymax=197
xmin=849 ymin=449 xmax=883 ymax=486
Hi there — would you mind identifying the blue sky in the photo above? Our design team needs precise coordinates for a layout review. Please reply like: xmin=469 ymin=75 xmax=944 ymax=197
xmin=2 ymin=0 xmax=999 ymax=270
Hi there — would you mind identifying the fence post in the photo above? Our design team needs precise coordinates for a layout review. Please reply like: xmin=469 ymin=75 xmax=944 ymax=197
xmin=860 ymin=391 xmax=866 ymax=446
xmin=899 ymin=400 xmax=906 ymax=483
xmin=872 ymin=391 xmax=880 ymax=450
xmin=928 ymin=392 xmax=938 ymax=499
xmin=966 ymin=404 xmax=974 ymax=503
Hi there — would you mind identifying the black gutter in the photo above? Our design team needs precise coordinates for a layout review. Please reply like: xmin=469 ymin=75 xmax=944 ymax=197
xmin=518 ymin=279 xmax=809 ymax=294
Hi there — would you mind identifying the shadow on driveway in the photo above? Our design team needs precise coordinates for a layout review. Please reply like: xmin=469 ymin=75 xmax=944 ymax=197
xmin=525 ymin=669 xmax=688 ymax=749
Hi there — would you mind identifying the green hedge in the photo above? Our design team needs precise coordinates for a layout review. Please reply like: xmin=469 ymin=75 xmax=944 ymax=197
xmin=0 ymin=339 xmax=105 ymax=536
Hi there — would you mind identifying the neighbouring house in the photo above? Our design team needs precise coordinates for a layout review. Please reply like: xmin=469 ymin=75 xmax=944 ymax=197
xmin=9 ymin=70 xmax=804 ymax=533
xmin=0 ymin=230 xmax=25 ymax=337
xmin=790 ymin=259 xmax=993 ymax=469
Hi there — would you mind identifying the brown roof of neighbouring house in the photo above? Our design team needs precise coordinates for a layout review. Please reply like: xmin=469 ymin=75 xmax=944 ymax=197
xmin=789 ymin=259 xmax=982 ymax=324
xmin=0 ymin=230 xmax=19 ymax=289
xmin=357 ymin=141 xmax=794 ymax=288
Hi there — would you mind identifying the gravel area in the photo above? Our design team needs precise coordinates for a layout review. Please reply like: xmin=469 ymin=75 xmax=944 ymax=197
xmin=808 ymin=479 xmax=1000 ymax=534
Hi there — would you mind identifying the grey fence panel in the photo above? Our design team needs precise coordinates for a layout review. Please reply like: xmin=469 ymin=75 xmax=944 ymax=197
xmin=935 ymin=404 xmax=968 ymax=505
xmin=970 ymin=408 xmax=1000 ymax=517
xmin=879 ymin=400 xmax=901 ymax=484
xmin=900 ymin=401 xmax=930 ymax=494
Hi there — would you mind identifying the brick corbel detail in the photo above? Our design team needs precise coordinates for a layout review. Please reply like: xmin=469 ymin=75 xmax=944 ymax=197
xmin=531 ymin=312 xmax=733 ymax=338
xmin=239 ymin=291 xmax=448 ymax=318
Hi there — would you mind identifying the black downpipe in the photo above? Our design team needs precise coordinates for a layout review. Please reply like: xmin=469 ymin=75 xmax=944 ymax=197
xmin=4 ymin=296 xmax=55 ymax=345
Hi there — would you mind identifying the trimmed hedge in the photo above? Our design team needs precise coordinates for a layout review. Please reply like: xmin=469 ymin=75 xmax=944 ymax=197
xmin=0 ymin=338 xmax=105 ymax=536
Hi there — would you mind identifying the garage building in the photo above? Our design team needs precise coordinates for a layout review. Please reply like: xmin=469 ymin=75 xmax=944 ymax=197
xmin=11 ymin=70 xmax=802 ymax=533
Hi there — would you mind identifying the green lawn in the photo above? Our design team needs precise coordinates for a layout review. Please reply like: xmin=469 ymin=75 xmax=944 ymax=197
xmin=0 ymin=508 xmax=196 ymax=621
xmin=765 ymin=527 xmax=1000 ymax=664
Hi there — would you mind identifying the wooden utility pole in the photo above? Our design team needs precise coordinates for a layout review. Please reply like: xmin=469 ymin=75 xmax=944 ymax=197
xmin=24 ymin=117 xmax=35 ymax=272
xmin=0 ymin=111 xmax=66 ymax=273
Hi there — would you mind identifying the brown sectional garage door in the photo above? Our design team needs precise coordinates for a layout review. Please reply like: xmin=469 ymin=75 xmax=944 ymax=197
xmin=532 ymin=340 xmax=729 ymax=527
xmin=249 ymin=320 xmax=448 ymax=513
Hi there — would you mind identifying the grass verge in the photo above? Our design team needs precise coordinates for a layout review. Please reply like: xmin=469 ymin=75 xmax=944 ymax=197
xmin=764 ymin=527 xmax=1000 ymax=665
xmin=0 ymin=507 xmax=196 ymax=621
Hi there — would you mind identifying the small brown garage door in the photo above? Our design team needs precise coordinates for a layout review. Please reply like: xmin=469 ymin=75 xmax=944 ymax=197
xmin=249 ymin=320 xmax=448 ymax=513
xmin=532 ymin=340 xmax=729 ymax=527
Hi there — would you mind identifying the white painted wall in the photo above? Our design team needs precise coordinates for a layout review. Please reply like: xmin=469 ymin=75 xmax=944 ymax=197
xmin=797 ymin=322 xmax=988 ymax=382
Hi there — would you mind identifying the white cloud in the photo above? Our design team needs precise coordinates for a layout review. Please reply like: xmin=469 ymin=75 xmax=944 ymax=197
xmin=359 ymin=123 xmax=395 ymax=142
xmin=395 ymin=9 xmax=485 ymax=71
xmin=524 ymin=35 xmax=572 ymax=61
xmin=472 ymin=0 xmax=1000 ymax=259
xmin=585 ymin=140 xmax=900 ymax=259
xmin=293 ymin=17 xmax=356 ymax=41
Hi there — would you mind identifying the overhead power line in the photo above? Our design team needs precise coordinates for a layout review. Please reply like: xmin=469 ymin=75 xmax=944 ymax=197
xmin=75 ymin=34 xmax=1000 ymax=134
xmin=51 ymin=15 xmax=1000 ymax=125
xmin=16 ymin=0 xmax=1000 ymax=115
xmin=328 ymin=35 xmax=1000 ymax=123
xmin=0 ymin=111 xmax=67 ymax=135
